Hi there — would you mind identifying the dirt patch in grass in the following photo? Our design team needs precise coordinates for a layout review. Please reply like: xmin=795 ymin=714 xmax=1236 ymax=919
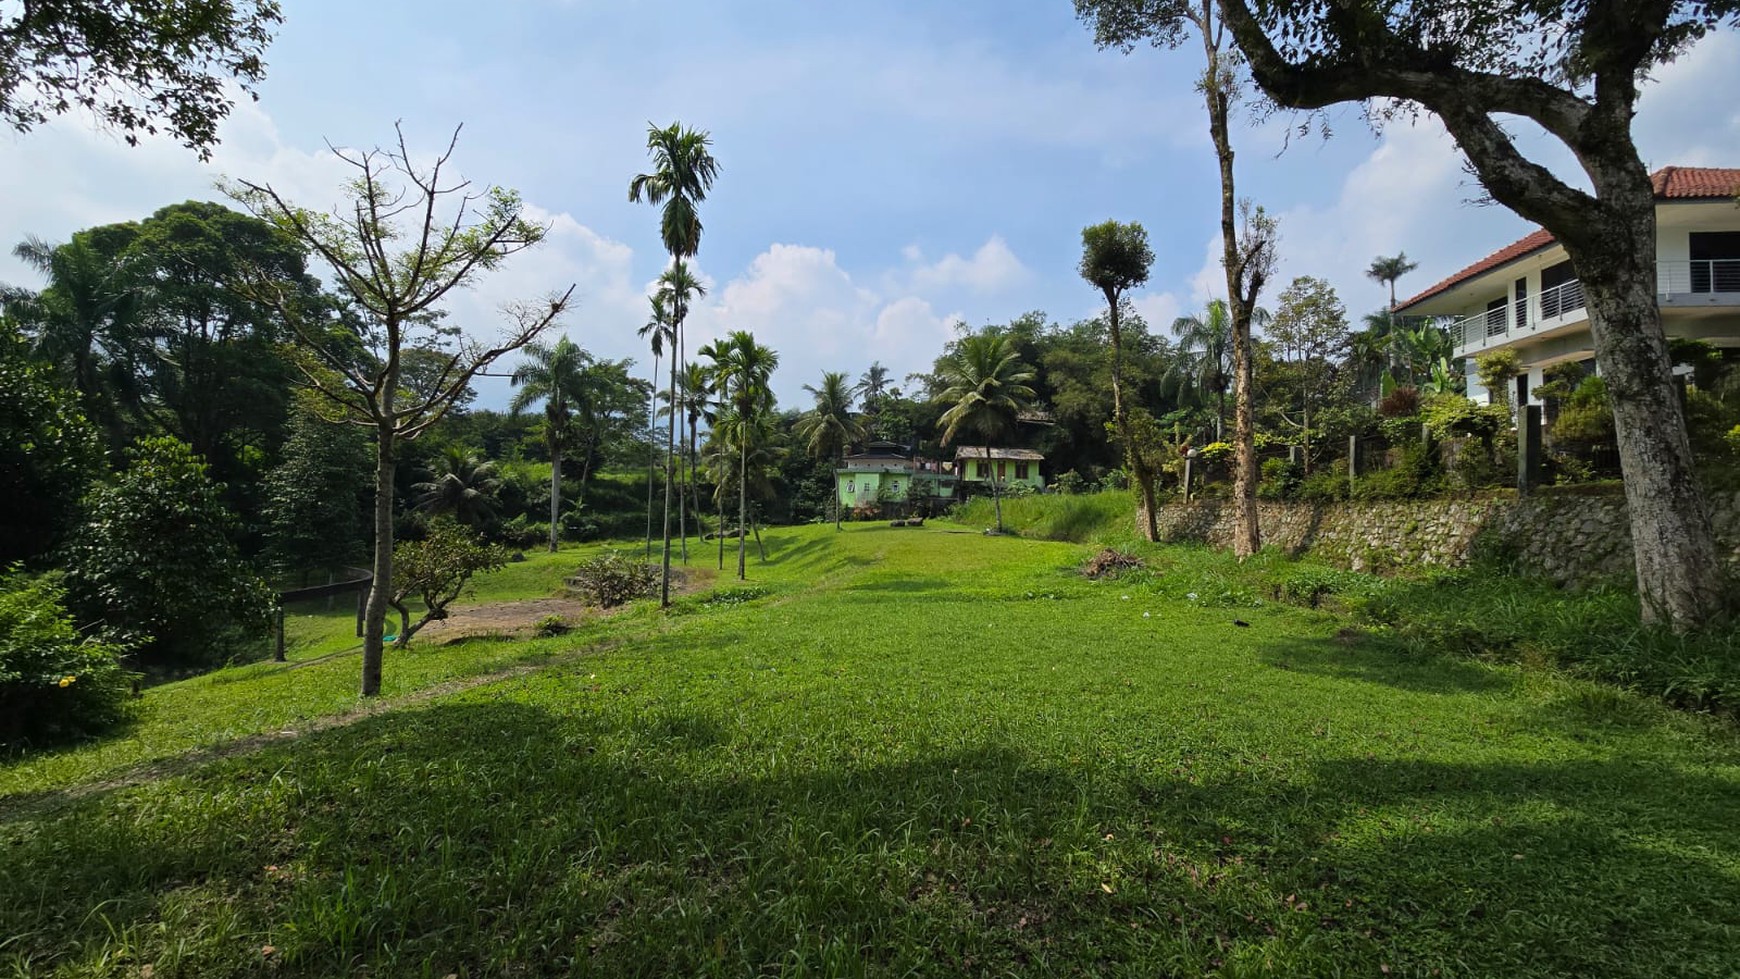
xmin=414 ymin=598 xmax=596 ymax=643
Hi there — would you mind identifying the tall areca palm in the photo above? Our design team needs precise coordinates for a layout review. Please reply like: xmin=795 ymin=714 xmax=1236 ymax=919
xmin=935 ymin=332 xmax=1036 ymax=534
xmin=677 ymin=361 xmax=715 ymax=552
xmin=794 ymin=371 xmax=864 ymax=530
xmin=631 ymin=122 xmax=719 ymax=606
xmin=509 ymin=336 xmax=589 ymax=553
xmin=1366 ymin=253 xmax=1420 ymax=324
xmin=703 ymin=330 xmax=779 ymax=580
xmin=638 ymin=293 xmax=674 ymax=557
xmin=703 ymin=410 xmax=783 ymax=566
xmin=655 ymin=266 xmax=706 ymax=564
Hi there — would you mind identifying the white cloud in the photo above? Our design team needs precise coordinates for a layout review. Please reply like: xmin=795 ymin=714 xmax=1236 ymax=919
xmin=1131 ymin=291 xmax=1182 ymax=332
xmin=904 ymin=236 xmax=1030 ymax=295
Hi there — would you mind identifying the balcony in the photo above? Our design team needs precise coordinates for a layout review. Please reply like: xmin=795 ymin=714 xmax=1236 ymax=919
xmin=1447 ymin=259 xmax=1740 ymax=357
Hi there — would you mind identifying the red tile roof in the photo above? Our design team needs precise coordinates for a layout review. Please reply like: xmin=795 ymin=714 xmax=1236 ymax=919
xmin=1395 ymin=167 xmax=1740 ymax=311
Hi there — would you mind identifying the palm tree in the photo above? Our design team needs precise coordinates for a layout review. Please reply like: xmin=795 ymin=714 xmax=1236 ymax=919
xmin=509 ymin=336 xmax=589 ymax=552
xmin=8 ymin=234 xmax=141 ymax=448
xmin=857 ymin=361 xmax=891 ymax=415
xmin=703 ymin=410 xmax=784 ymax=565
xmin=677 ymin=361 xmax=716 ymax=551
xmin=630 ymin=121 xmax=719 ymax=607
xmin=703 ymin=330 xmax=779 ymax=580
xmin=638 ymin=293 xmax=674 ymax=558
xmin=411 ymin=446 xmax=501 ymax=528
xmin=1170 ymin=301 xmax=1235 ymax=439
xmin=655 ymin=265 xmax=706 ymax=564
xmin=794 ymin=371 xmax=864 ymax=530
xmin=1366 ymin=253 xmax=1420 ymax=325
xmin=935 ymin=332 xmax=1036 ymax=534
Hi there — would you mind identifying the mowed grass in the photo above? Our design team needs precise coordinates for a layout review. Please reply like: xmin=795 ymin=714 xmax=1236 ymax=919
xmin=4 ymin=524 xmax=1739 ymax=977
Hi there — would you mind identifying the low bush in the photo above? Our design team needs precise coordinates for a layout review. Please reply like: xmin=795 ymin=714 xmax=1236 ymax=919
xmin=1 ymin=570 xmax=133 ymax=748
xmin=566 ymin=551 xmax=659 ymax=608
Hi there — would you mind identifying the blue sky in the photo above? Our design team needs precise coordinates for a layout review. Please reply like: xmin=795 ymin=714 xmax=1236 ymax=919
xmin=3 ymin=1 xmax=1738 ymax=408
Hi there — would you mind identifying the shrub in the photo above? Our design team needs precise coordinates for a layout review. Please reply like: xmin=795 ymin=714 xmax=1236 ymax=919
xmin=1052 ymin=470 xmax=1088 ymax=495
xmin=1421 ymin=394 xmax=1509 ymax=442
xmin=389 ymin=520 xmax=509 ymax=646
xmin=1 ymin=570 xmax=133 ymax=748
xmin=1351 ymin=443 xmax=1442 ymax=500
xmin=559 ymin=508 xmax=601 ymax=542
xmin=1296 ymin=462 xmax=1349 ymax=503
xmin=0 ymin=352 xmax=101 ymax=566
xmin=567 ymin=551 xmax=659 ymax=609
xmin=1378 ymin=385 xmax=1421 ymax=418
xmin=63 ymin=437 xmax=275 ymax=668
xmin=498 ymin=514 xmax=550 ymax=550
xmin=1196 ymin=441 xmax=1233 ymax=466
xmin=1257 ymin=457 xmax=1302 ymax=500
xmin=1474 ymin=348 xmax=1523 ymax=405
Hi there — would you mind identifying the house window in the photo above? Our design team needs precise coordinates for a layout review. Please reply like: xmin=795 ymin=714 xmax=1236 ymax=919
xmin=977 ymin=461 xmax=989 ymax=478
xmin=1015 ymin=462 xmax=1029 ymax=480
xmin=1484 ymin=297 xmax=1507 ymax=338
xmin=1540 ymin=260 xmax=1581 ymax=318
xmin=1690 ymin=232 xmax=1740 ymax=293
xmin=997 ymin=461 xmax=1007 ymax=478
xmin=847 ymin=480 xmax=855 ymax=494
xmin=1513 ymin=277 xmax=1528 ymax=330
xmin=890 ymin=481 xmax=900 ymax=494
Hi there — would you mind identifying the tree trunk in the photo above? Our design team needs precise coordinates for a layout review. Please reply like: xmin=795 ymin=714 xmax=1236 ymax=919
xmin=1202 ymin=12 xmax=1261 ymax=559
xmin=677 ymin=401 xmax=688 ymax=564
xmin=360 ymin=426 xmax=395 ymax=697
xmin=834 ymin=450 xmax=844 ymax=531
xmin=645 ymin=353 xmax=658 ymax=559
xmin=689 ymin=414 xmax=702 ymax=550
xmin=987 ymin=446 xmax=1004 ymax=533
xmin=718 ymin=489 xmax=726 ymax=570
xmin=753 ymin=510 xmax=766 ymax=561
xmin=1580 ymin=232 xmax=1727 ymax=628
xmin=1105 ymin=287 xmax=1161 ymax=541
xmin=657 ymin=340 xmax=678 ymax=608
xmin=737 ymin=434 xmax=748 ymax=580
xmin=548 ymin=438 xmax=562 ymax=554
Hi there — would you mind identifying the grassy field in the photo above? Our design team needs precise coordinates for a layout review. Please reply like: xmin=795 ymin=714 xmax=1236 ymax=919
xmin=4 ymin=523 xmax=1739 ymax=977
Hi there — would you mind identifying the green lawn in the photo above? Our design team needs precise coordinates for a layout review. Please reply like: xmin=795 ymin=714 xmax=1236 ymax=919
xmin=4 ymin=524 xmax=1738 ymax=977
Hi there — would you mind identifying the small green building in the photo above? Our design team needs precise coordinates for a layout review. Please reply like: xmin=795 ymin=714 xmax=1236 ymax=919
xmin=953 ymin=446 xmax=1045 ymax=492
xmin=835 ymin=442 xmax=959 ymax=517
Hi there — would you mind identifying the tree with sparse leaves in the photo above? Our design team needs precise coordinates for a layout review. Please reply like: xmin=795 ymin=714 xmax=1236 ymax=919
xmin=1078 ymin=219 xmax=1160 ymax=539
xmin=229 ymin=126 xmax=573 ymax=696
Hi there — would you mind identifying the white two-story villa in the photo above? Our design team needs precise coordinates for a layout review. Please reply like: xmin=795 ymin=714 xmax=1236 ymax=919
xmin=1396 ymin=166 xmax=1740 ymax=403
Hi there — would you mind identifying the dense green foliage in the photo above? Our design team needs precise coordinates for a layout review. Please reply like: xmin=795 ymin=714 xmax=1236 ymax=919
xmin=63 ymin=437 xmax=275 ymax=668
xmin=0 ymin=338 xmax=101 ymax=565
xmin=4 ymin=525 xmax=1738 ymax=976
xmin=0 ymin=570 xmax=132 ymax=748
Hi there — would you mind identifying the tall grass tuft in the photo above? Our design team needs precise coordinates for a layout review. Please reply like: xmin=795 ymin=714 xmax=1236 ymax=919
xmin=952 ymin=489 xmax=1135 ymax=543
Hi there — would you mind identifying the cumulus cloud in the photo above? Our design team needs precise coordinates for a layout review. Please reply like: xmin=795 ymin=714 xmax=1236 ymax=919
xmin=903 ymin=236 xmax=1030 ymax=295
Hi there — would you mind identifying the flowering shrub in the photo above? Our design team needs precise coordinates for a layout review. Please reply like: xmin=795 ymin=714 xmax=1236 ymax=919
xmin=1 ymin=569 xmax=133 ymax=748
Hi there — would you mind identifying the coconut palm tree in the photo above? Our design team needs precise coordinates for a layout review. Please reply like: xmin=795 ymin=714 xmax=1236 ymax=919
xmin=703 ymin=330 xmax=779 ymax=580
xmin=1366 ymin=253 xmax=1420 ymax=326
xmin=411 ymin=446 xmax=501 ymax=528
xmin=794 ymin=371 xmax=864 ymax=530
xmin=1170 ymin=301 xmax=1234 ymax=439
xmin=935 ymin=332 xmax=1036 ymax=534
xmin=509 ymin=336 xmax=589 ymax=552
xmin=857 ymin=361 xmax=891 ymax=415
xmin=630 ymin=122 xmax=719 ymax=606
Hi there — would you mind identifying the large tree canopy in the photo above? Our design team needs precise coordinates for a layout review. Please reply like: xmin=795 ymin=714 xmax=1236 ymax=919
xmin=0 ymin=0 xmax=282 ymax=157
xmin=1193 ymin=0 xmax=1736 ymax=628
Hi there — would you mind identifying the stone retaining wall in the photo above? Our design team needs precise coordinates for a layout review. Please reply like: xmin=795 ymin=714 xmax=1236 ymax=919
xmin=1141 ymin=489 xmax=1740 ymax=585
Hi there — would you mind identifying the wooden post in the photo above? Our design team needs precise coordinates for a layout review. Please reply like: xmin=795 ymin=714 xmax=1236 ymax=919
xmin=1518 ymin=404 xmax=1543 ymax=495
xmin=355 ymin=584 xmax=366 ymax=638
xmin=274 ymin=607 xmax=286 ymax=663
xmin=1347 ymin=435 xmax=1360 ymax=496
xmin=1182 ymin=454 xmax=1195 ymax=502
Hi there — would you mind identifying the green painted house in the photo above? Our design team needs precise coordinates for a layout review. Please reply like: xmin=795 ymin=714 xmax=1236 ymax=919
xmin=953 ymin=446 xmax=1044 ymax=492
xmin=835 ymin=442 xmax=959 ymax=516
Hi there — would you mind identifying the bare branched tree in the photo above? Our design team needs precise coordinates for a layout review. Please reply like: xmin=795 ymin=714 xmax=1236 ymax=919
xmin=228 ymin=124 xmax=574 ymax=696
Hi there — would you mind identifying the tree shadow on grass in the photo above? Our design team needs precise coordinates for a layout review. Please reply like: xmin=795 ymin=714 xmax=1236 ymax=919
xmin=1255 ymin=633 xmax=1518 ymax=696
xmin=4 ymin=699 xmax=1738 ymax=978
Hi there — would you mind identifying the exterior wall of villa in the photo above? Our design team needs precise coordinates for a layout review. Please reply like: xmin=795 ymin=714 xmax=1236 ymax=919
xmin=959 ymin=458 xmax=1045 ymax=492
xmin=1139 ymin=490 xmax=1740 ymax=586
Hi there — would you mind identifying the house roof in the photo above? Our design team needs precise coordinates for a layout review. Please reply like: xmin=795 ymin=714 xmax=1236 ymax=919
xmin=1395 ymin=166 xmax=1740 ymax=312
xmin=953 ymin=446 xmax=1044 ymax=462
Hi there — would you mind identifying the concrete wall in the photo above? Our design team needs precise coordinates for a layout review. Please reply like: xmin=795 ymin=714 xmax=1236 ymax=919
xmin=1141 ymin=489 xmax=1740 ymax=585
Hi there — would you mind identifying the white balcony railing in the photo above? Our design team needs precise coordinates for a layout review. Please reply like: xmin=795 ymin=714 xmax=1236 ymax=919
xmin=1447 ymin=259 xmax=1740 ymax=355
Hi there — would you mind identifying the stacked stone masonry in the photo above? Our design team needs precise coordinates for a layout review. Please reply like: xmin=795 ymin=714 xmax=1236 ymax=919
xmin=1141 ymin=490 xmax=1740 ymax=586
